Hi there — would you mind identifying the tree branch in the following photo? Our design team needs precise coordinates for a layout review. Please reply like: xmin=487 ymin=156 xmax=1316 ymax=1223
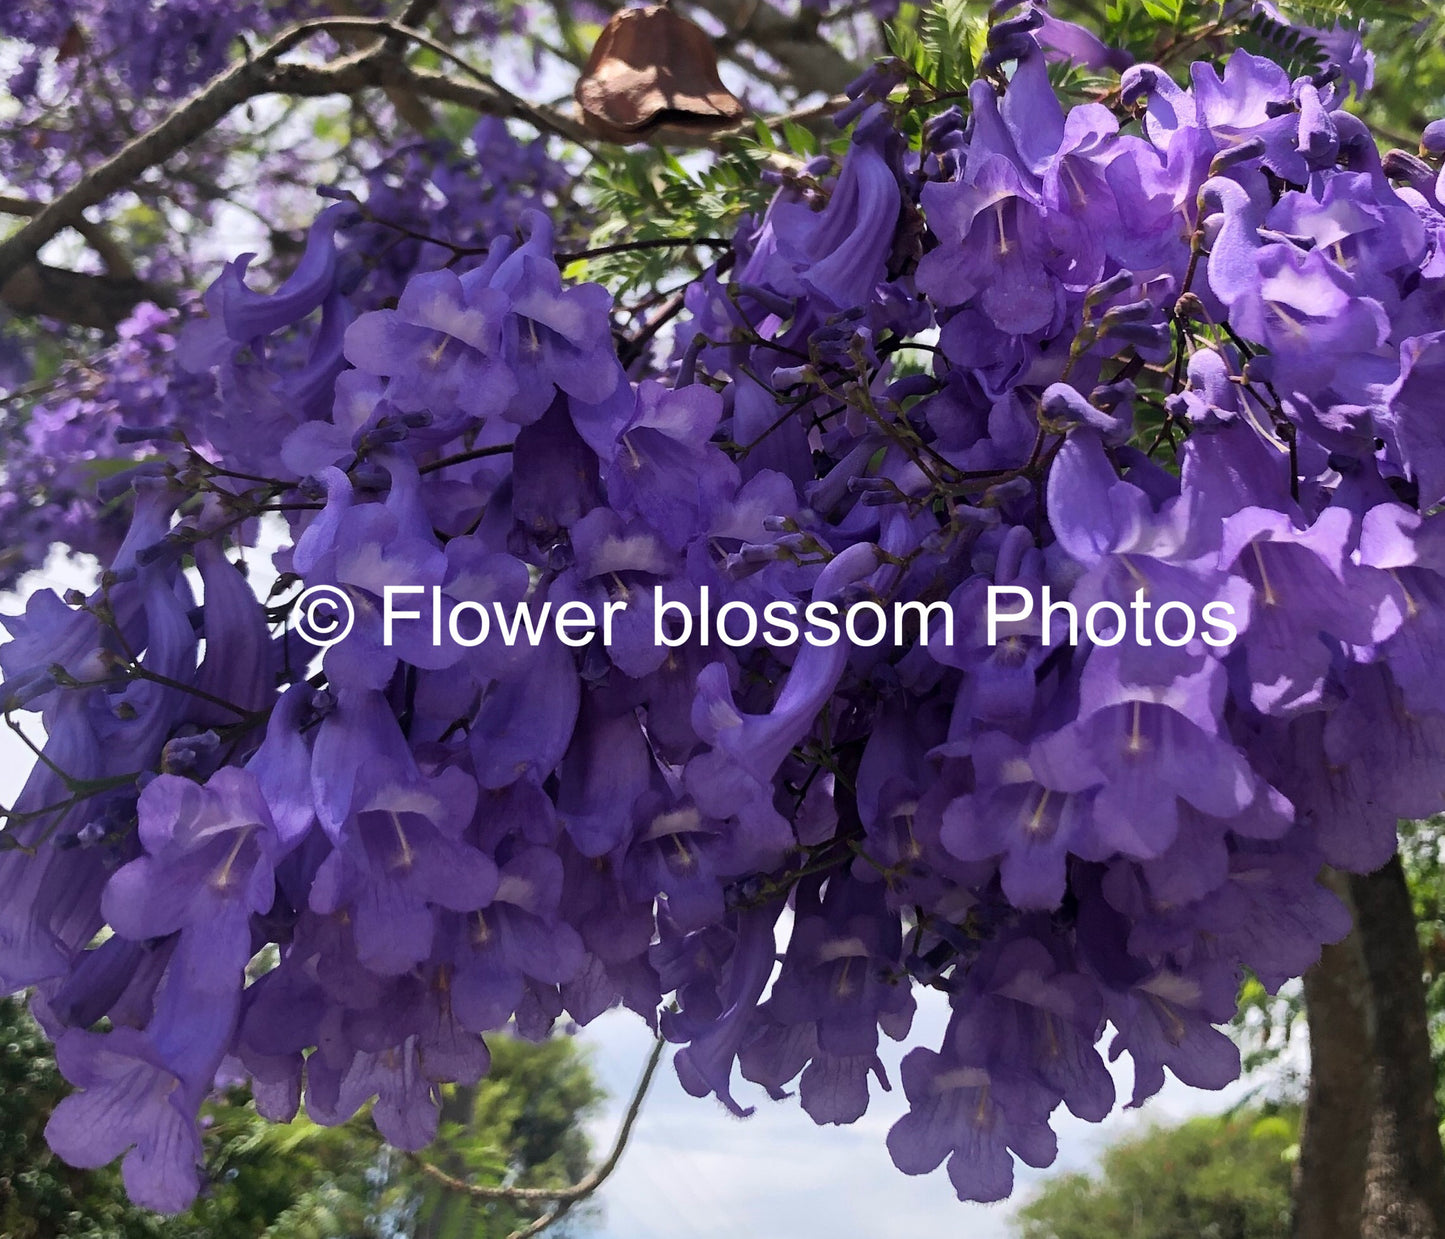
xmin=329 ymin=0 xmax=437 ymax=133
xmin=0 ymin=194 xmax=138 ymax=281
xmin=380 ymin=61 xmax=594 ymax=144
xmin=1349 ymin=855 xmax=1445 ymax=1239
xmin=681 ymin=0 xmax=860 ymax=95
xmin=0 ymin=5 xmax=850 ymax=303
xmin=0 ymin=263 xmax=161 ymax=330
xmin=0 ymin=17 xmax=588 ymax=293
xmin=411 ymin=1033 xmax=665 ymax=1211
xmin=398 ymin=0 xmax=442 ymax=24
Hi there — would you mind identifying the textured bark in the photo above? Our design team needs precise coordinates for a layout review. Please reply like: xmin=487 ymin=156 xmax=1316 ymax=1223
xmin=1295 ymin=871 xmax=1373 ymax=1239
xmin=0 ymin=263 xmax=158 ymax=330
xmin=0 ymin=17 xmax=589 ymax=292
xmin=1296 ymin=858 xmax=1445 ymax=1239
xmin=1351 ymin=856 xmax=1445 ymax=1239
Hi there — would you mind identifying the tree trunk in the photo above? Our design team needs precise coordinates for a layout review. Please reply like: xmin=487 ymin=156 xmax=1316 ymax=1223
xmin=1295 ymin=858 xmax=1445 ymax=1239
xmin=1294 ymin=870 xmax=1372 ymax=1239
xmin=1351 ymin=856 xmax=1445 ymax=1239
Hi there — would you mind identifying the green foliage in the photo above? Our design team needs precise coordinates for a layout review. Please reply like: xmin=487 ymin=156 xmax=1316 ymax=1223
xmin=1355 ymin=6 xmax=1445 ymax=143
xmin=574 ymin=142 xmax=779 ymax=296
xmin=1256 ymin=0 xmax=1424 ymax=23
xmin=1234 ymin=8 xmax=1328 ymax=82
xmin=0 ymin=993 xmax=160 ymax=1239
xmin=886 ymin=0 xmax=987 ymax=95
xmin=0 ymin=994 xmax=604 ymax=1239
xmin=1138 ymin=0 xmax=1186 ymax=25
xmin=1015 ymin=1106 xmax=1299 ymax=1239
xmin=1400 ymin=816 xmax=1445 ymax=1133
xmin=408 ymin=1035 xmax=604 ymax=1239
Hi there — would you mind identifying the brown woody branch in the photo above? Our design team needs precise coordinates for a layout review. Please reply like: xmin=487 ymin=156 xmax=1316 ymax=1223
xmin=0 ymin=263 xmax=159 ymax=330
xmin=681 ymin=0 xmax=859 ymax=95
xmin=0 ymin=194 xmax=139 ymax=280
xmin=410 ymin=1033 xmax=665 ymax=1229
xmin=0 ymin=5 xmax=858 ymax=313
xmin=0 ymin=195 xmax=160 ymax=327
xmin=0 ymin=17 xmax=589 ymax=296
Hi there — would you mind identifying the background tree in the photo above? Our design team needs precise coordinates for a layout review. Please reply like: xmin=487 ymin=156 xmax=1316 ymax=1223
xmin=1015 ymin=1106 xmax=1299 ymax=1239
xmin=0 ymin=993 xmax=605 ymax=1239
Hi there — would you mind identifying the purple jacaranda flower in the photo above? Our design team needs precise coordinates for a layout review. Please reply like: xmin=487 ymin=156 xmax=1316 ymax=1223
xmin=554 ymin=698 xmax=653 ymax=858
xmin=941 ymin=732 xmax=1097 ymax=909
xmin=1381 ymin=332 xmax=1445 ymax=509
xmin=343 ymin=266 xmax=516 ymax=426
xmin=604 ymin=381 xmax=739 ymax=550
xmin=309 ymin=765 xmax=495 ymax=976
xmin=1036 ymin=11 xmax=1132 ymax=71
xmin=621 ymin=789 xmax=730 ymax=934
xmin=246 ymin=682 xmax=319 ymax=848
xmin=512 ymin=391 xmax=604 ymax=540
xmin=739 ymin=1010 xmax=888 ymax=1125
xmin=179 ymin=202 xmax=360 ymax=366
xmin=0 ymin=696 xmax=110 ymax=991
xmin=557 ymin=839 xmax=661 ymax=1025
xmin=447 ymin=847 xmax=586 ymax=1032
xmin=0 ymin=587 xmax=116 ymax=710
xmin=102 ymin=768 xmax=280 ymax=980
xmin=886 ymin=942 xmax=1084 ymax=1207
xmin=481 ymin=211 xmax=624 ymax=423
xmin=761 ymin=875 xmax=914 ymax=1066
xmin=750 ymin=106 xmax=902 ymax=312
xmin=1105 ymin=969 xmax=1241 ymax=1108
xmin=296 ymin=963 xmax=490 ymax=1150
xmin=1117 ymin=833 xmax=1350 ymax=993
xmin=192 ymin=541 xmax=278 ymax=721
xmin=468 ymin=635 xmax=580 ymax=791
xmin=1218 ymin=504 xmax=1401 ymax=715
xmin=668 ymin=900 xmax=784 ymax=1116
xmin=279 ymin=369 xmax=389 ymax=476
xmin=45 ymin=932 xmax=240 ymax=1213
xmin=1031 ymin=658 xmax=1261 ymax=860
xmin=685 ymin=543 xmax=880 ymax=840
xmin=1358 ymin=504 xmax=1445 ymax=717
xmin=554 ymin=507 xmax=680 ymax=677
xmin=15 ymin=18 xmax=1445 ymax=1213
xmin=918 ymin=155 xmax=1062 ymax=335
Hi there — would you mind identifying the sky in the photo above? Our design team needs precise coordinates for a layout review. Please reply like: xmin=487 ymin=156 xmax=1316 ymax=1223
xmin=571 ymin=996 xmax=1273 ymax=1239
xmin=0 ymin=549 xmax=1285 ymax=1239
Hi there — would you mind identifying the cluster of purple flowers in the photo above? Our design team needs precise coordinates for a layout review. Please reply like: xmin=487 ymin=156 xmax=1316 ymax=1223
xmin=334 ymin=116 xmax=580 ymax=311
xmin=0 ymin=0 xmax=540 ymax=292
xmin=0 ymin=304 xmax=213 ymax=591
xmin=0 ymin=116 xmax=583 ymax=591
xmin=4 ymin=1 xmax=1445 ymax=1214
xmin=0 ymin=0 xmax=325 ymax=216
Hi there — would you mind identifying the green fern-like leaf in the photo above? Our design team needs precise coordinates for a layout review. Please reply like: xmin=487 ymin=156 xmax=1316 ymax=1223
xmin=573 ymin=143 xmax=779 ymax=296
xmin=1236 ymin=8 xmax=1331 ymax=79
xmin=1265 ymin=0 xmax=1421 ymax=25
xmin=886 ymin=0 xmax=986 ymax=94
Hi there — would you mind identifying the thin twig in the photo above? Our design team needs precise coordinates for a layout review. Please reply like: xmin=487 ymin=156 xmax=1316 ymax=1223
xmin=418 ymin=443 xmax=516 ymax=474
xmin=413 ymin=1033 xmax=666 ymax=1214
xmin=561 ymin=236 xmax=732 ymax=261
